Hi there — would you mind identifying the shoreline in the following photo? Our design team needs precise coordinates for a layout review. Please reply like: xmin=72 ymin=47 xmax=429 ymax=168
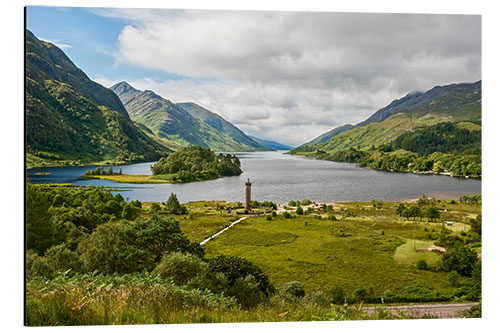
xmin=82 ymin=173 xmax=223 ymax=184
xmin=83 ymin=174 xmax=173 ymax=184
xmin=288 ymin=152 xmax=481 ymax=180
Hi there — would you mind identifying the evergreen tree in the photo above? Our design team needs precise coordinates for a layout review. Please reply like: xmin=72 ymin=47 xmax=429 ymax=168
xmin=165 ymin=193 xmax=187 ymax=214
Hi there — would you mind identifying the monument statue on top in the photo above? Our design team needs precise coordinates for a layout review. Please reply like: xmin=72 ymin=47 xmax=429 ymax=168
xmin=245 ymin=178 xmax=252 ymax=212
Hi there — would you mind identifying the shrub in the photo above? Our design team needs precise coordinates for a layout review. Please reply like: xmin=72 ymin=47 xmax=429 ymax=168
xmin=26 ymin=250 xmax=50 ymax=280
xmin=165 ymin=193 xmax=187 ymax=214
xmin=282 ymin=211 xmax=291 ymax=219
xmin=296 ymin=206 xmax=304 ymax=215
xmin=208 ymin=255 xmax=274 ymax=298
xmin=77 ymin=222 xmax=125 ymax=274
xmin=271 ymin=211 xmax=277 ymax=217
xmin=278 ymin=281 xmax=306 ymax=298
xmin=121 ymin=202 xmax=140 ymax=220
xmin=265 ymin=214 xmax=272 ymax=221
xmin=353 ymin=286 xmax=374 ymax=303
xmin=441 ymin=243 xmax=478 ymax=276
xmin=153 ymin=252 xmax=208 ymax=285
xmin=303 ymin=291 xmax=330 ymax=307
xmin=416 ymin=259 xmax=428 ymax=271
xmin=149 ymin=202 xmax=161 ymax=213
xmin=448 ymin=270 xmax=461 ymax=287
xmin=228 ymin=275 xmax=266 ymax=308
xmin=328 ymin=284 xmax=345 ymax=304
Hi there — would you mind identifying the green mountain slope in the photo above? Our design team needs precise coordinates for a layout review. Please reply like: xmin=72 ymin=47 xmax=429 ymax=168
xmin=176 ymin=102 xmax=269 ymax=151
xmin=26 ymin=30 xmax=170 ymax=167
xmin=291 ymin=81 xmax=481 ymax=154
xmin=356 ymin=81 xmax=481 ymax=128
xmin=110 ymin=82 xmax=269 ymax=152
xmin=303 ymin=124 xmax=354 ymax=146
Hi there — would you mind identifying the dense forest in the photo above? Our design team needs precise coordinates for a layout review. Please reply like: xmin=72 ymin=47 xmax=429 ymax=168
xmin=151 ymin=146 xmax=242 ymax=182
xmin=385 ymin=122 xmax=481 ymax=155
xmin=309 ymin=122 xmax=481 ymax=178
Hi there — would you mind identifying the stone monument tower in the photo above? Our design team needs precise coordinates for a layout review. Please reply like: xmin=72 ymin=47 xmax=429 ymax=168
xmin=245 ymin=178 xmax=252 ymax=212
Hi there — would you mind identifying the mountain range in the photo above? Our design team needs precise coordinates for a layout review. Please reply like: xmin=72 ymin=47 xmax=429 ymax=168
xmin=26 ymin=30 xmax=169 ymax=167
xmin=110 ymin=81 xmax=269 ymax=152
xmin=291 ymin=81 xmax=481 ymax=155
xmin=248 ymin=136 xmax=293 ymax=151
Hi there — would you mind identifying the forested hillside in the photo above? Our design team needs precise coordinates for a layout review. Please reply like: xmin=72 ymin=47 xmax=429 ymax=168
xmin=26 ymin=30 xmax=170 ymax=167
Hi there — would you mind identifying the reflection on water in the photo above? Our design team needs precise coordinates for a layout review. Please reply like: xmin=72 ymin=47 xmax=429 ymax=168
xmin=27 ymin=151 xmax=481 ymax=203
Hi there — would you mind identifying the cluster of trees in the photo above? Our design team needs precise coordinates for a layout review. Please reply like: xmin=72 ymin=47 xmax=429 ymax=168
xmin=438 ymin=233 xmax=481 ymax=300
xmin=84 ymin=166 xmax=122 ymax=176
xmin=460 ymin=194 xmax=482 ymax=205
xmin=27 ymin=183 xmax=141 ymax=255
xmin=151 ymin=146 xmax=242 ymax=182
xmin=27 ymin=214 xmax=203 ymax=276
xmin=250 ymin=200 xmax=277 ymax=210
xmin=148 ymin=194 xmax=188 ymax=215
xmin=288 ymin=199 xmax=312 ymax=207
xmin=359 ymin=151 xmax=481 ymax=178
xmin=164 ymin=193 xmax=188 ymax=214
xmin=395 ymin=196 xmax=440 ymax=221
xmin=315 ymin=148 xmax=369 ymax=163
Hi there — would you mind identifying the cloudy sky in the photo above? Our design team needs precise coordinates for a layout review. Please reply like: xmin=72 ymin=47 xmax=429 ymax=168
xmin=27 ymin=6 xmax=481 ymax=146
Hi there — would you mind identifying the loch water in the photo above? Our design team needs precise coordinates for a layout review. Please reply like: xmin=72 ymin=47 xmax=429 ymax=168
xmin=27 ymin=151 xmax=481 ymax=203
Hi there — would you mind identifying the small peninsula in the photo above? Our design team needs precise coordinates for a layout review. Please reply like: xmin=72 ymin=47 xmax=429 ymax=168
xmin=83 ymin=146 xmax=243 ymax=183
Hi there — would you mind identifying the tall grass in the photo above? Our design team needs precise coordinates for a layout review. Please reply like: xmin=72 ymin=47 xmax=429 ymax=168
xmin=26 ymin=272 xmax=236 ymax=326
xmin=26 ymin=273 xmax=417 ymax=325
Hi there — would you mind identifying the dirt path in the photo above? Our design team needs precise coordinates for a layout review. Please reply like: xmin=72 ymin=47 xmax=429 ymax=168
xmin=362 ymin=302 xmax=479 ymax=318
xmin=199 ymin=216 xmax=250 ymax=246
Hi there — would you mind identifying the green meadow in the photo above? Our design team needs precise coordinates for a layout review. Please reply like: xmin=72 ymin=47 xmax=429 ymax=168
xmin=176 ymin=199 xmax=480 ymax=298
xmin=202 ymin=214 xmax=452 ymax=295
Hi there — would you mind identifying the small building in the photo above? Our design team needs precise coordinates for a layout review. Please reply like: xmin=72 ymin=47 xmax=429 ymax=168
xmin=446 ymin=221 xmax=454 ymax=226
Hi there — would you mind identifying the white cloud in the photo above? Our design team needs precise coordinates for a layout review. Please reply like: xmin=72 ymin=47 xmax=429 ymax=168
xmin=93 ymin=9 xmax=481 ymax=146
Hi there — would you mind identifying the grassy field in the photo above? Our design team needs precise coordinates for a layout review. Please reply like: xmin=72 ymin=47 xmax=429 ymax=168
xmin=83 ymin=172 xmax=221 ymax=184
xmin=107 ymin=199 xmax=481 ymax=298
xmin=162 ymin=199 xmax=480 ymax=298
xmin=394 ymin=239 xmax=441 ymax=266
xmin=83 ymin=174 xmax=174 ymax=183
xmin=202 ymin=214 xmax=454 ymax=295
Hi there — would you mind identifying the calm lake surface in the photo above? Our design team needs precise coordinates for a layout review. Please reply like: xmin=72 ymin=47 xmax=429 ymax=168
xmin=27 ymin=151 xmax=481 ymax=203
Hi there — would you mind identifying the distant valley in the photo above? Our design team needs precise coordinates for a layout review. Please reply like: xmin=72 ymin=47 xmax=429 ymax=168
xmin=110 ymin=82 xmax=270 ymax=152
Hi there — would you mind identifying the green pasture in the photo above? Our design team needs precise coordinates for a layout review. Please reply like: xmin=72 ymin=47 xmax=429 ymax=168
xmin=203 ymin=215 xmax=453 ymax=295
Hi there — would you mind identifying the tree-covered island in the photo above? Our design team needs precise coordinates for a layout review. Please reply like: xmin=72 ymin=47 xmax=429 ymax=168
xmin=83 ymin=146 xmax=243 ymax=183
